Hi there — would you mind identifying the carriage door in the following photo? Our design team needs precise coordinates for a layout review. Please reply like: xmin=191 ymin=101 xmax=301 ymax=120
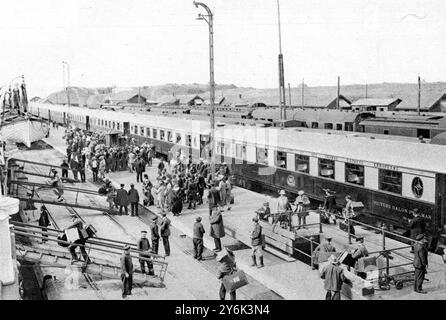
xmin=435 ymin=174 xmax=446 ymax=237
xmin=200 ymin=134 xmax=210 ymax=161
xmin=86 ymin=116 xmax=90 ymax=131
xmin=186 ymin=134 xmax=192 ymax=159
xmin=123 ymin=122 xmax=130 ymax=136
xmin=63 ymin=112 xmax=66 ymax=126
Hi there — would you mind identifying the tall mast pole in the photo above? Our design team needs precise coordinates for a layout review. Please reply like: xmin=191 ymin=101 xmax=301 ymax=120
xmin=337 ymin=76 xmax=340 ymax=109
xmin=301 ymin=78 xmax=304 ymax=108
xmin=418 ymin=75 xmax=421 ymax=116
xmin=277 ymin=0 xmax=286 ymax=119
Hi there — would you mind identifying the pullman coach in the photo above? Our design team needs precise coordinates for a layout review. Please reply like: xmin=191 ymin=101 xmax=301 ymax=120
xmin=29 ymin=102 xmax=446 ymax=246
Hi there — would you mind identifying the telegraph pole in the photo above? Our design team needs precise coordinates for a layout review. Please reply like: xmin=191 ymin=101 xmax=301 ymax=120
xmin=193 ymin=1 xmax=216 ymax=179
xmin=337 ymin=76 xmax=340 ymax=109
xmin=288 ymin=83 xmax=292 ymax=108
xmin=62 ymin=61 xmax=71 ymax=127
xmin=301 ymin=78 xmax=304 ymax=108
xmin=418 ymin=75 xmax=421 ymax=116
xmin=277 ymin=0 xmax=286 ymax=119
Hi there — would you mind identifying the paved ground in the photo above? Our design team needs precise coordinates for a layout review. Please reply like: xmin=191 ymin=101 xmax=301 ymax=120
xmin=13 ymin=144 xmax=282 ymax=300
xmin=14 ymin=125 xmax=446 ymax=300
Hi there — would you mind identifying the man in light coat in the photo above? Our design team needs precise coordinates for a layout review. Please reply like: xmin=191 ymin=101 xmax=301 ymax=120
xmin=210 ymin=207 xmax=226 ymax=252
xmin=320 ymin=255 xmax=347 ymax=300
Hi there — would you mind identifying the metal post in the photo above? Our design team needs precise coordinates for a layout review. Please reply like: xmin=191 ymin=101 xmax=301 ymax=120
xmin=62 ymin=61 xmax=71 ymax=127
xmin=382 ymin=224 xmax=389 ymax=274
xmin=301 ymin=78 xmax=304 ymax=108
xmin=319 ymin=208 xmax=322 ymax=234
xmin=347 ymin=217 xmax=352 ymax=244
xmin=310 ymin=236 xmax=314 ymax=267
xmin=288 ymin=82 xmax=291 ymax=108
xmin=417 ymin=75 xmax=421 ymax=116
xmin=193 ymin=1 xmax=216 ymax=180
xmin=337 ymin=76 xmax=340 ymax=110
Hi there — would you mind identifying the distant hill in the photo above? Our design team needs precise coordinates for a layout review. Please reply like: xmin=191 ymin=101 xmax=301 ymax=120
xmin=40 ymin=82 xmax=446 ymax=110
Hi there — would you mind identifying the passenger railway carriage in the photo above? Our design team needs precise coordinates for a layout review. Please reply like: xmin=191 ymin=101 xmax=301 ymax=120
xmin=29 ymin=103 xmax=446 ymax=246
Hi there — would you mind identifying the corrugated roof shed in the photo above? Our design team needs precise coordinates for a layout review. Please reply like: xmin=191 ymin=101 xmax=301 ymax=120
xmin=352 ymin=98 xmax=401 ymax=107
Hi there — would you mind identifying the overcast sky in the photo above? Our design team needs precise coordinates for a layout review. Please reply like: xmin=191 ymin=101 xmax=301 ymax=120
xmin=1 ymin=0 xmax=445 ymax=97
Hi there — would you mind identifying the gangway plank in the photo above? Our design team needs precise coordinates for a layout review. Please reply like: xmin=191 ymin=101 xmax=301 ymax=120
xmin=16 ymin=244 xmax=163 ymax=287
xmin=9 ymin=180 xmax=100 ymax=195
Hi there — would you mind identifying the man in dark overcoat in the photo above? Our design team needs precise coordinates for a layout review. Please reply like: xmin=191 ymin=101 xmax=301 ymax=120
xmin=160 ymin=212 xmax=171 ymax=256
xmin=413 ymin=234 xmax=429 ymax=294
xmin=193 ymin=216 xmax=205 ymax=260
xmin=116 ymin=184 xmax=129 ymax=215
xmin=120 ymin=245 xmax=134 ymax=298
xmin=210 ymin=207 xmax=225 ymax=252
xmin=409 ymin=208 xmax=426 ymax=252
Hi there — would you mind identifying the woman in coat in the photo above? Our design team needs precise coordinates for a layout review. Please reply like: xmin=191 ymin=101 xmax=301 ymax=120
xmin=218 ymin=176 xmax=227 ymax=209
xmin=210 ymin=207 xmax=226 ymax=252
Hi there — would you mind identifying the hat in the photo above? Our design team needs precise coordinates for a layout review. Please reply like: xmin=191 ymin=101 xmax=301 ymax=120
xmin=252 ymin=216 xmax=259 ymax=222
xmin=345 ymin=195 xmax=352 ymax=200
xmin=325 ymin=236 xmax=332 ymax=241
xmin=162 ymin=212 xmax=167 ymax=217
xmin=298 ymin=190 xmax=304 ymax=196
xmin=415 ymin=234 xmax=425 ymax=241
xmin=120 ymin=184 xmax=125 ymax=187
xmin=263 ymin=201 xmax=269 ymax=206
xmin=412 ymin=208 xmax=420 ymax=214
xmin=152 ymin=216 xmax=158 ymax=221
xmin=196 ymin=216 xmax=202 ymax=222
xmin=328 ymin=255 xmax=340 ymax=265
xmin=141 ymin=230 xmax=147 ymax=234
xmin=105 ymin=178 xmax=110 ymax=182
xmin=130 ymin=183 xmax=134 ymax=187
xmin=216 ymin=249 xmax=229 ymax=262
xmin=123 ymin=245 xmax=131 ymax=250
xmin=356 ymin=236 xmax=364 ymax=242
xmin=279 ymin=190 xmax=286 ymax=195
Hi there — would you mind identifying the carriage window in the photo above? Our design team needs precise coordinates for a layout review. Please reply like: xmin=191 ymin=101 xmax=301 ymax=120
xmin=319 ymin=159 xmax=335 ymax=179
xmin=101 ymin=120 xmax=104 ymax=126
xmin=345 ymin=122 xmax=354 ymax=131
xmin=140 ymin=127 xmax=145 ymax=136
xmin=324 ymin=123 xmax=333 ymax=129
xmin=236 ymin=144 xmax=247 ymax=160
xmin=146 ymin=128 xmax=150 ymax=137
xmin=295 ymin=154 xmax=309 ymax=173
xmin=134 ymin=125 xmax=138 ymax=134
xmin=167 ymin=131 xmax=173 ymax=142
xmin=153 ymin=129 xmax=157 ymax=139
xmin=311 ymin=122 xmax=319 ymax=128
xmin=276 ymin=151 xmax=287 ymax=168
xmin=176 ymin=133 xmax=181 ymax=143
xmin=256 ymin=147 xmax=268 ymax=165
xmin=379 ymin=169 xmax=402 ymax=194
xmin=186 ymin=134 xmax=192 ymax=147
xmin=217 ymin=142 xmax=224 ymax=155
xmin=160 ymin=130 xmax=165 ymax=140
xmin=345 ymin=163 xmax=364 ymax=185
xmin=117 ymin=123 xmax=120 ymax=130
xmin=112 ymin=122 xmax=116 ymax=129
xmin=336 ymin=124 xmax=342 ymax=130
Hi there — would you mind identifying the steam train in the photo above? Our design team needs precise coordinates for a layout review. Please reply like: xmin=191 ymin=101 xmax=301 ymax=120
xmin=29 ymin=102 xmax=446 ymax=247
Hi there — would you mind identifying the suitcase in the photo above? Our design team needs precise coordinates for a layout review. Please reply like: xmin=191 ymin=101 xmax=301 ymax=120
xmin=85 ymin=224 xmax=97 ymax=238
xmin=65 ymin=228 xmax=80 ymax=243
xmin=57 ymin=233 xmax=69 ymax=247
xmin=222 ymin=270 xmax=249 ymax=292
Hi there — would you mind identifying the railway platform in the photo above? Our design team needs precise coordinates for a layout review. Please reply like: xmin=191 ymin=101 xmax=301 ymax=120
xmin=38 ymin=125 xmax=446 ymax=300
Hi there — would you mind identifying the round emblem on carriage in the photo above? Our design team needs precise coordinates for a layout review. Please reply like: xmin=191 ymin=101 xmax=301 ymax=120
xmin=287 ymin=175 xmax=296 ymax=187
xmin=411 ymin=177 xmax=423 ymax=198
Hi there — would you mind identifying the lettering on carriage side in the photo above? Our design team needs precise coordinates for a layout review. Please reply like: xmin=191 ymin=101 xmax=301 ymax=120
xmin=345 ymin=158 xmax=364 ymax=165
xmin=373 ymin=163 xmax=399 ymax=171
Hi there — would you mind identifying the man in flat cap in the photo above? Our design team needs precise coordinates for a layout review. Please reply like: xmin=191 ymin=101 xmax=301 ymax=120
xmin=116 ymin=184 xmax=129 ymax=215
xmin=150 ymin=215 xmax=160 ymax=255
xmin=120 ymin=245 xmax=133 ymax=298
xmin=137 ymin=230 xmax=154 ymax=275
xmin=193 ymin=216 xmax=205 ymax=260
xmin=320 ymin=255 xmax=347 ymax=300
xmin=413 ymin=234 xmax=429 ymax=294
